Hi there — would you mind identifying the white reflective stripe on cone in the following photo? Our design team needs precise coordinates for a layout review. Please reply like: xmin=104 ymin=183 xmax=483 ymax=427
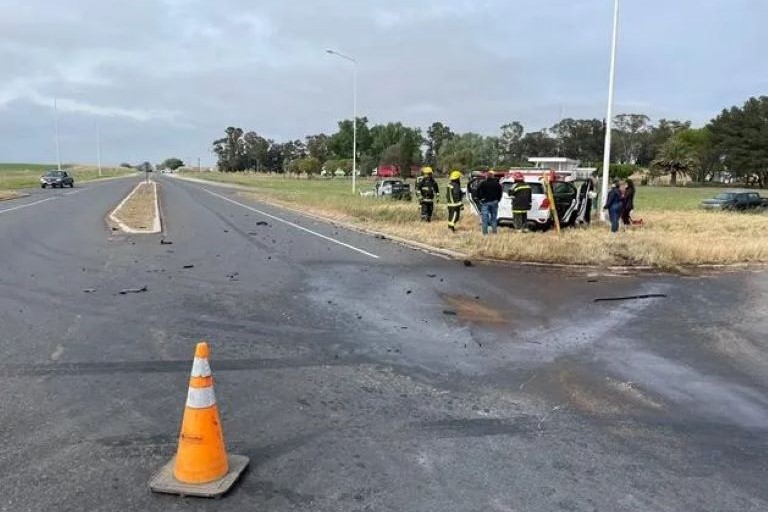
xmin=186 ymin=386 xmax=216 ymax=409
xmin=190 ymin=357 xmax=212 ymax=378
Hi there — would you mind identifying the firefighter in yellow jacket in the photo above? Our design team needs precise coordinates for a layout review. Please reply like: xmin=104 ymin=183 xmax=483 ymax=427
xmin=446 ymin=170 xmax=464 ymax=232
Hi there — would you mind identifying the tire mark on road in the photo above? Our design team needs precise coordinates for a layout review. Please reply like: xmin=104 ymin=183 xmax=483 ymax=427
xmin=2 ymin=355 xmax=371 ymax=377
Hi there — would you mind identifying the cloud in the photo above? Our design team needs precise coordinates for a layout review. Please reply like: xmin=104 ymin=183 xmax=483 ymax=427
xmin=0 ymin=0 xmax=765 ymax=164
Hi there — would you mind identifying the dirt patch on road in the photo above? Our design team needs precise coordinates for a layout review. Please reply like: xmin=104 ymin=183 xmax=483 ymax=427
xmin=109 ymin=181 xmax=161 ymax=233
xmin=442 ymin=294 xmax=507 ymax=325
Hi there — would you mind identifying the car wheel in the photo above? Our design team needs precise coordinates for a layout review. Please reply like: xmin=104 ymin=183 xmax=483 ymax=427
xmin=41 ymin=184 xmax=46 ymax=188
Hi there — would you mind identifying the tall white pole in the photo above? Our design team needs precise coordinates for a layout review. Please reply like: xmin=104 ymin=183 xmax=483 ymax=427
xmin=97 ymin=122 xmax=102 ymax=177
xmin=54 ymin=98 xmax=62 ymax=172
xmin=352 ymin=62 xmax=357 ymax=194
xmin=599 ymin=0 xmax=620 ymax=222
xmin=326 ymin=49 xmax=358 ymax=194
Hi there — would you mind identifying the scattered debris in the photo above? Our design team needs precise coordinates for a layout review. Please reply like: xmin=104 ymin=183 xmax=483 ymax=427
xmin=256 ymin=221 xmax=269 ymax=226
xmin=160 ymin=239 xmax=173 ymax=245
xmin=118 ymin=286 xmax=148 ymax=295
xmin=223 ymin=229 xmax=229 ymax=233
xmin=406 ymin=290 xmax=412 ymax=294
xmin=247 ymin=232 xmax=258 ymax=235
xmin=111 ymin=227 xmax=118 ymax=231
xmin=426 ymin=274 xmax=437 ymax=278
xmin=463 ymin=260 xmax=474 ymax=267
xmin=182 ymin=264 xmax=195 ymax=269
xmin=527 ymin=341 xmax=542 ymax=345
xmin=267 ymin=256 xmax=272 ymax=260
xmin=374 ymin=234 xmax=387 ymax=240
xmin=443 ymin=310 xmax=457 ymax=316
xmin=83 ymin=288 xmax=96 ymax=293
xmin=594 ymin=294 xmax=667 ymax=303
xmin=587 ymin=279 xmax=598 ymax=283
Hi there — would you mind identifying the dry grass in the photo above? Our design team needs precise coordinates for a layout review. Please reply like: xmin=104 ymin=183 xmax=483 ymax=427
xmin=0 ymin=190 xmax=22 ymax=201
xmin=181 ymin=172 xmax=768 ymax=268
xmin=110 ymin=182 xmax=159 ymax=232
xmin=0 ymin=163 xmax=134 ymax=190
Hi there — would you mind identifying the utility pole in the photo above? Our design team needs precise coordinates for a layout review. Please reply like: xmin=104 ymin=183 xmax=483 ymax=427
xmin=198 ymin=157 xmax=201 ymax=173
xmin=97 ymin=122 xmax=102 ymax=177
xmin=54 ymin=98 xmax=62 ymax=172
xmin=599 ymin=0 xmax=621 ymax=222
xmin=326 ymin=49 xmax=358 ymax=194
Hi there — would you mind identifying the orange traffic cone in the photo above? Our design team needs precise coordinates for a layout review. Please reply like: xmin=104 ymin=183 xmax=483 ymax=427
xmin=149 ymin=342 xmax=249 ymax=498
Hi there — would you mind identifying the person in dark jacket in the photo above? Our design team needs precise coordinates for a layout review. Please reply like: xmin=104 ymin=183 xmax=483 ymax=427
xmin=509 ymin=172 xmax=532 ymax=231
xmin=476 ymin=171 xmax=503 ymax=235
xmin=621 ymin=178 xmax=635 ymax=226
xmin=415 ymin=166 xmax=439 ymax=222
xmin=604 ymin=180 xmax=623 ymax=233
xmin=446 ymin=170 xmax=464 ymax=232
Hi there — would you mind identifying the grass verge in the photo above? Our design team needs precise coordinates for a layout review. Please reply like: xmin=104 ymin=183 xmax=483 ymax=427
xmin=180 ymin=172 xmax=768 ymax=269
xmin=0 ymin=163 xmax=135 ymax=190
xmin=0 ymin=190 xmax=22 ymax=201
xmin=109 ymin=181 xmax=161 ymax=233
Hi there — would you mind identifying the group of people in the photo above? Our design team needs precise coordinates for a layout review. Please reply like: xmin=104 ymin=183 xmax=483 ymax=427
xmin=414 ymin=167 xmax=532 ymax=235
xmin=603 ymin=178 xmax=636 ymax=232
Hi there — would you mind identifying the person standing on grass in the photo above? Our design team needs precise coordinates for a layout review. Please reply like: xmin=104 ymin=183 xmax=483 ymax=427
xmin=604 ymin=180 xmax=623 ymax=233
xmin=415 ymin=167 xmax=439 ymax=222
xmin=622 ymin=178 xmax=635 ymax=226
xmin=477 ymin=170 xmax=503 ymax=235
xmin=509 ymin=172 xmax=532 ymax=232
xmin=446 ymin=170 xmax=464 ymax=232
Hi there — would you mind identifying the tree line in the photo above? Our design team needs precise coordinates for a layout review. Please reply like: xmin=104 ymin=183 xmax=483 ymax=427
xmin=211 ymin=95 xmax=768 ymax=187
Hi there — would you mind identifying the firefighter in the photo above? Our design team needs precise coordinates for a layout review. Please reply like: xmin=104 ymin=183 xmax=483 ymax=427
xmin=415 ymin=166 xmax=439 ymax=222
xmin=509 ymin=172 xmax=532 ymax=231
xmin=446 ymin=170 xmax=464 ymax=232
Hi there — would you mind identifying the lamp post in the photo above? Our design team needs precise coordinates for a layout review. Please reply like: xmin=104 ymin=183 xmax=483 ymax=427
xmin=54 ymin=98 xmax=62 ymax=172
xmin=599 ymin=0 xmax=620 ymax=221
xmin=326 ymin=49 xmax=357 ymax=194
xmin=97 ymin=122 xmax=102 ymax=177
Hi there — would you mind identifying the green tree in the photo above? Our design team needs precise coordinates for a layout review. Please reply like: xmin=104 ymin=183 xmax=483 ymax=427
xmin=549 ymin=118 xmax=605 ymax=165
xmin=636 ymin=119 xmax=691 ymax=166
xmin=439 ymin=133 xmax=499 ymax=173
xmin=212 ymin=127 xmax=246 ymax=172
xmin=676 ymin=127 xmax=720 ymax=182
xmin=498 ymin=122 xmax=525 ymax=165
xmin=288 ymin=157 xmax=322 ymax=177
xmin=521 ymin=130 xmax=557 ymax=160
xmin=613 ymin=114 xmax=651 ymax=164
xmin=305 ymin=134 xmax=330 ymax=162
xmin=159 ymin=158 xmax=184 ymax=171
xmin=425 ymin=122 xmax=454 ymax=171
xmin=651 ymin=136 xmax=698 ymax=186
xmin=328 ymin=117 xmax=371 ymax=160
xmin=709 ymin=96 xmax=768 ymax=187
xmin=242 ymin=132 xmax=270 ymax=171
xmin=369 ymin=122 xmax=423 ymax=173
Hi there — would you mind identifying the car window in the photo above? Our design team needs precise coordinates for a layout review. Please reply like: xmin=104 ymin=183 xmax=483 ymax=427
xmin=502 ymin=182 xmax=544 ymax=195
xmin=552 ymin=182 xmax=575 ymax=195
xmin=714 ymin=193 xmax=735 ymax=200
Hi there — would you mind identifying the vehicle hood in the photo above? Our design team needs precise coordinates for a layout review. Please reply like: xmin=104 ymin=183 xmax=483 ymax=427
xmin=701 ymin=199 xmax=729 ymax=205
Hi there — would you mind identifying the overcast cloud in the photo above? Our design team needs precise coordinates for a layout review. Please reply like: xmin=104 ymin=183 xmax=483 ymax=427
xmin=1 ymin=0 xmax=766 ymax=165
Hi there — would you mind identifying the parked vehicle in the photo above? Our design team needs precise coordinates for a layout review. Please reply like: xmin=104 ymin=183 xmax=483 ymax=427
xmin=374 ymin=179 xmax=412 ymax=201
xmin=700 ymin=190 xmax=768 ymax=211
xmin=467 ymin=171 xmax=592 ymax=229
xmin=373 ymin=165 xmax=400 ymax=178
xmin=40 ymin=170 xmax=74 ymax=188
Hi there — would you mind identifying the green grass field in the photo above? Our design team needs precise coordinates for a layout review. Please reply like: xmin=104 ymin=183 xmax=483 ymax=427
xmin=181 ymin=171 xmax=730 ymax=212
xmin=177 ymin=171 xmax=768 ymax=268
xmin=0 ymin=163 xmax=135 ymax=191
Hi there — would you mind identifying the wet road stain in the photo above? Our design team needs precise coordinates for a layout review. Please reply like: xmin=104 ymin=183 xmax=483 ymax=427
xmin=442 ymin=294 xmax=507 ymax=325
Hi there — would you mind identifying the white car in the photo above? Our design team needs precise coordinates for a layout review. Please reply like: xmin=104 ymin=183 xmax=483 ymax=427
xmin=468 ymin=173 xmax=595 ymax=230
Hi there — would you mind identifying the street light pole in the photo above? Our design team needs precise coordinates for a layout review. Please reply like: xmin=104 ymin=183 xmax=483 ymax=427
xmin=326 ymin=49 xmax=358 ymax=194
xmin=599 ymin=0 xmax=620 ymax=222
xmin=97 ymin=122 xmax=102 ymax=177
xmin=54 ymin=98 xmax=62 ymax=172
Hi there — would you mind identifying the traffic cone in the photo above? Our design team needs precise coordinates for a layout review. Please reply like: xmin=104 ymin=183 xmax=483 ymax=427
xmin=149 ymin=342 xmax=249 ymax=498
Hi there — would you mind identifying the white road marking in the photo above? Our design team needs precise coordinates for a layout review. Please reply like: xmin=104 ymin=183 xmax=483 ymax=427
xmin=198 ymin=187 xmax=380 ymax=259
xmin=0 ymin=196 xmax=58 ymax=215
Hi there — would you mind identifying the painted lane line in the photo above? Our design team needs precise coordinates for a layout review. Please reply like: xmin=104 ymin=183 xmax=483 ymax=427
xmin=0 ymin=196 xmax=58 ymax=215
xmin=198 ymin=187 xmax=380 ymax=259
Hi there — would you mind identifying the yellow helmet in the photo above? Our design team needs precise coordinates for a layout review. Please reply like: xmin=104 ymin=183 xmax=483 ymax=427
xmin=449 ymin=170 xmax=462 ymax=181
xmin=421 ymin=166 xmax=433 ymax=175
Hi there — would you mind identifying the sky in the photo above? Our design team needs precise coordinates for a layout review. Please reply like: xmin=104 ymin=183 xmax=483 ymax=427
xmin=0 ymin=0 xmax=766 ymax=166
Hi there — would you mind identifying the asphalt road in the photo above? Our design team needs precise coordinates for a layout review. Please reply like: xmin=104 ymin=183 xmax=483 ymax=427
xmin=1 ymin=175 xmax=766 ymax=511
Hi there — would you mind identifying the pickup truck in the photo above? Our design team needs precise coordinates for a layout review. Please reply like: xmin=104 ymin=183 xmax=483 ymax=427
xmin=700 ymin=190 xmax=768 ymax=211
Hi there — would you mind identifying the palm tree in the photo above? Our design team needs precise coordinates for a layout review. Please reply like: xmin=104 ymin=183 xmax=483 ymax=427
xmin=651 ymin=137 xmax=698 ymax=186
